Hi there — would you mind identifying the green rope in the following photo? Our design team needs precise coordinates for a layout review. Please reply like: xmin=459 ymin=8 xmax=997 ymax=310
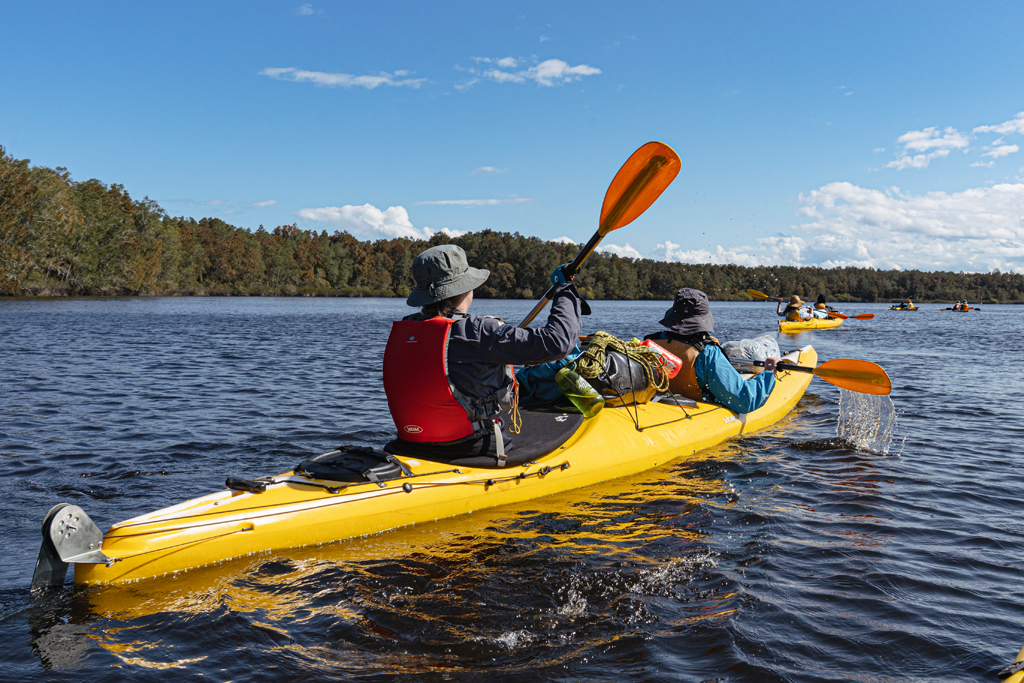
xmin=575 ymin=331 xmax=670 ymax=392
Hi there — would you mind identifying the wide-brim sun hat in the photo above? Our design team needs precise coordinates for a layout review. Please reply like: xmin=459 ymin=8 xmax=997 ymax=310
xmin=659 ymin=287 xmax=715 ymax=335
xmin=406 ymin=244 xmax=490 ymax=307
xmin=789 ymin=295 xmax=804 ymax=306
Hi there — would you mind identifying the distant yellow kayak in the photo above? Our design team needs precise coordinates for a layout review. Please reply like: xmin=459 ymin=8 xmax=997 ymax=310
xmin=889 ymin=305 xmax=919 ymax=311
xmin=778 ymin=317 xmax=843 ymax=332
xmin=48 ymin=347 xmax=817 ymax=586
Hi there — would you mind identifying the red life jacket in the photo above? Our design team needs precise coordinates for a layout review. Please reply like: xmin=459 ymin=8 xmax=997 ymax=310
xmin=383 ymin=316 xmax=515 ymax=446
xmin=384 ymin=317 xmax=474 ymax=443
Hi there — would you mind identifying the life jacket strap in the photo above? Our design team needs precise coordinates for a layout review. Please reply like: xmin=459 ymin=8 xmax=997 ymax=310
xmin=493 ymin=419 xmax=506 ymax=467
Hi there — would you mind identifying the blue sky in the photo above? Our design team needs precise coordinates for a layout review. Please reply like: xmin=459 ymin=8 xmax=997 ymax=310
xmin=3 ymin=1 xmax=1024 ymax=273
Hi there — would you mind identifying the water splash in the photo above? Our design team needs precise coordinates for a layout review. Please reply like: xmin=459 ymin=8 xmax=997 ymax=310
xmin=836 ymin=389 xmax=900 ymax=455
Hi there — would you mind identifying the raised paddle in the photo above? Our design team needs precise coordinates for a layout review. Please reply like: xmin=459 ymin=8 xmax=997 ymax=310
xmin=731 ymin=357 xmax=892 ymax=395
xmin=746 ymin=288 xmax=771 ymax=300
xmin=519 ymin=141 xmax=681 ymax=327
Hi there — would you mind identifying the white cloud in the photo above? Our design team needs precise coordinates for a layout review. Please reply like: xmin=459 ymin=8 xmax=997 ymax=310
xmin=415 ymin=196 xmax=531 ymax=206
xmin=886 ymin=149 xmax=951 ymax=170
xmin=644 ymin=181 xmax=1024 ymax=273
xmin=651 ymin=240 xmax=768 ymax=268
xmin=596 ymin=243 xmax=643 ymax=259
xmin=983 ymin=144 xmax=1020 ymax=159
xmin=886 ymin=126 xmax=969 ymax=170
xmin=260 ymin=67 xmax=426 ymax=89
xmin=974 ymin=112 xmax=1024 ymax=135
xmin=971 ymin=161 xmax=995 ymax=168
xmin=458 ymin=57 xmax=600 ymax=89
xmin=251 ymin=200 xmax=277 ymax=208
xmin=296 ymin=3 xmax=315 ymax=15
xmin=549 ymin=236 xmax=578 ymax=245
xmin=471 ymin=166 xmax=508 ymax=175
xmin=298 ymin=203 xmax=466 ymax=239
xmin=896 ymin=126 xmax=970 ymax=152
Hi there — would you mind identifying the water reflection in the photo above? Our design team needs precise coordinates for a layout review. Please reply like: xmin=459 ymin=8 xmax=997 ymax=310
xmin=30 ymin=453 xmax=747 ymax=674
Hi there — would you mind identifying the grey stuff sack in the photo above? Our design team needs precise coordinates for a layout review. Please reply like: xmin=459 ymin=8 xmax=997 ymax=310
xmin=721 ymin=335 xmax=780 ymax=374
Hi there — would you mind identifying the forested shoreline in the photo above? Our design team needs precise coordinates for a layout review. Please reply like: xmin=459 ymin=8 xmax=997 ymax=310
xmin=3 ymin=146 xmax=1023 ymax=303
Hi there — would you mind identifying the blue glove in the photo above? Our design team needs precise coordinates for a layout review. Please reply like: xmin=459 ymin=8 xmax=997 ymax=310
xmin=550 ymin=263 xmax=570 ymax=286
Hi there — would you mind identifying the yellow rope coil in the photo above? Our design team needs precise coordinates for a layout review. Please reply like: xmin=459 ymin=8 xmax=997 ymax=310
xmin=575 ymin=331 xmax=669 ymax=392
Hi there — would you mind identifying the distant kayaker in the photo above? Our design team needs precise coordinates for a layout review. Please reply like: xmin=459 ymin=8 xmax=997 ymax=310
xmin=645 ymin=288 xmax=779 ymax=414
xmin=811 ymin=294 xmax=830 ymax=319
xmin=777 ymin=295 xmax=812 ymax=321
xmin=382 ymin=244 xmax=586 ymax=466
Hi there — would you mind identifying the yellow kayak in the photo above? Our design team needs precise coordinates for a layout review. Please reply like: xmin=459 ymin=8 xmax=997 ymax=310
xmin=889 ymin=305 xmax=919 ymax=311
xmin=36 ymin=348 xmax=816 ymax=587
xmin=778 ymin=317 xmax=843 ymax=332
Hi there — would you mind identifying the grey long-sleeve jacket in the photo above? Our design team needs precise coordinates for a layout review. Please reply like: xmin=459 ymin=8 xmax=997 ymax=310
xmin=443 ymin=283 xmax=584 ymax=401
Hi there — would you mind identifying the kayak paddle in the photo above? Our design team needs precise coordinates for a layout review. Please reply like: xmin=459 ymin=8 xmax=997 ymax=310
xmin=746 ymin=288 xmax=771 ymax=300
xmin=731 ymin=357 xmax=892 ymax=395
xmin=519 ymin=141 xmax=681 ymax=327
xmin=826 ymin=311 xmax=875 ymax=320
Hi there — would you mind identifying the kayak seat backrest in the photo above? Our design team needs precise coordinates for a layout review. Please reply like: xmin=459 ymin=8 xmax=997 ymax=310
xmin=296 ymin=445 xmax=411 ymax=483
xmin=383 ymin=408 xmax=584 ymax=469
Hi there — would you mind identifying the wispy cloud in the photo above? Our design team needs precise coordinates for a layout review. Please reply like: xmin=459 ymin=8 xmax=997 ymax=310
xmin=298 ymin=203 xmax=465 ymax=239
xmin=974 ymin=111 xmax=1024 ymax=135
xmin=886 ymin=126 xmax=970 ymax=170
xmin=415 ymin=196 xmax=531 ymax=206
xmin=457 ymin=57 xmax=600 ymax=89
xmin=471 ymin=166 xmax=508 ymax=175
xmin=983 ymin=143 xmax=1020 ymax=159
xmin=296 ymin=3 xmax=316 ymax=16
xmin=260 ymin=67 xmax=426 ymax=89
xmin=252 ymin=200 xmax=277 ymax=208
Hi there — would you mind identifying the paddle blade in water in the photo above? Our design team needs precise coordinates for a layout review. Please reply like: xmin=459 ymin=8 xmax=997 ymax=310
xmin=814 ymin=359 xmax=892 ymax=395
xmin=746 ymin=288 xmax=770 ymax=300
xmin=599 ymin=141 xmax=681 ymax=235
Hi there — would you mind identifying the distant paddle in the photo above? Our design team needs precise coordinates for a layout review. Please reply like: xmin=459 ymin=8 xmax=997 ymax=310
xmin=732 ymin=357 xmax=892 ymax=395
xmin=827 ymin=311 xmax=875 ymax=320
xmin=519 ymin=141 xmax=682 ymax=327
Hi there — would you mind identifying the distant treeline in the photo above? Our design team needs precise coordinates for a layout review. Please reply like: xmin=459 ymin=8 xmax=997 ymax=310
xmin=3 ymin=146 xmax=1022 ymax=302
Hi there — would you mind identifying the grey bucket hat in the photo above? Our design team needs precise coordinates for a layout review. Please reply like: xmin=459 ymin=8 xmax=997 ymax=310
xmin=407 ymin=244 xmax=490 ymax=307
xmin=659 ymin=287 xmax=715 ymax=335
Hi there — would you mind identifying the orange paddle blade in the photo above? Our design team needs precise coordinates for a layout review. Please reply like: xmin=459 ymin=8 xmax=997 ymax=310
xmin=746 ymin=288 xmax=770 ymax=300
xmin=851 ymin=313 xmax=875 ymax=320
xmin=814 ymin=358 xmax=892 ymax=395
xmin=827 ymin=311 xmax=848 ymax=319
xmin=599 ymin=141 xmax=681 ymax=235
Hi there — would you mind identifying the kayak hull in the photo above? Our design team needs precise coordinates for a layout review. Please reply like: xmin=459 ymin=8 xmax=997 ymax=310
xmin=74 ymin=347 xmax=817 ymax=586
xmin=778 ymin=318 xmax=842 ymax=332
xmin=889 ymin=306 xmax=919 ymax=311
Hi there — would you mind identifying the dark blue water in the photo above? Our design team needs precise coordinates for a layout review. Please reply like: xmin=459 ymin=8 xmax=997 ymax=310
xmin=1 ymin=298 xmax=1021 ymax=681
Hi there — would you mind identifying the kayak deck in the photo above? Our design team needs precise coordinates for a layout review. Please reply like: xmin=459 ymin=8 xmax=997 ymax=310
xmin=74 ymin=346 xmax=817 ymax=585
xmin=778 ymin=317 xmax=842 ymax=332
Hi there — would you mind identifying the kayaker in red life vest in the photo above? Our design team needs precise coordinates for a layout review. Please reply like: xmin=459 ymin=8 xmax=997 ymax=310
xmin=776 ymin=294 xmax=812 ymax=321
xmin=645 ymin=288 xmax=779 ymax=414
xmin=382 ymin=244 xmax=587 ymax=466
